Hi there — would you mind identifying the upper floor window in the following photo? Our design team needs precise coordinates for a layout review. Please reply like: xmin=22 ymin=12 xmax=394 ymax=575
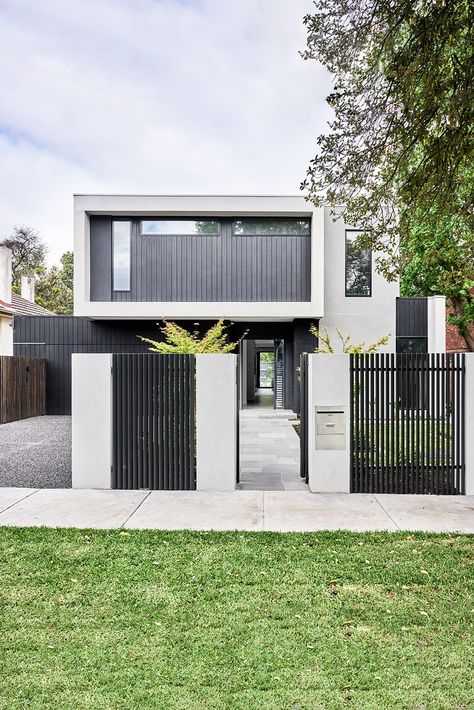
xmin=113 ymin=220 xmax=131 ymax=291
xmin=345 ymin=230 xmax=371 ymax=297
xmin=141 ymin=220 xmax=219 ymax=235
xmin=232 ymin=218 xmax=310 ymax=236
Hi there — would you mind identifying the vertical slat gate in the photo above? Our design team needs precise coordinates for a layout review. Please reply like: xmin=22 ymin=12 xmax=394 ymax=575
xmin=299 ymin=353 xmax=309 ymax=482
xmin=350 ymin=353 xmax=465 ymax=494
xmin=112 ymin=353 xmax=196 ymax=490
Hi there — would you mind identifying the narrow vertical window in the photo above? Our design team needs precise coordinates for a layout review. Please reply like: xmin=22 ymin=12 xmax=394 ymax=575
xmin=345 ymin=230 xmax=371 ymax=297
xmin=113 ymin=221 xmax=131 ymax=291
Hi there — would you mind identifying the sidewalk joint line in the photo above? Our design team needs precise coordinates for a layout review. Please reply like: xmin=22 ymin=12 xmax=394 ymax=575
xmin=120 ymin=490 xmax=152 ymax=528
xmin=0 ymin=488 xmax=39 ymax=517
xmin=373 ymin=495 xmax=400 ymax=530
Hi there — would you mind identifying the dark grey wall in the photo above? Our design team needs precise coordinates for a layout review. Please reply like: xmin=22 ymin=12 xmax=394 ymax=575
xmin=396 ymin=297 xmax=428 ymax=336
xmin=90 ymin=218 xmax=311 ymax=302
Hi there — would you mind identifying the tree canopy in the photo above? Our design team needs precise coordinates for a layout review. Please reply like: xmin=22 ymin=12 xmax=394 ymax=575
xmin=302 ymin=0 xmax=474 ymax=348
xmin=36 ymin=251 xmax=74 ymax=315
xmin=0 ymin=226 xmax=47 ymax=286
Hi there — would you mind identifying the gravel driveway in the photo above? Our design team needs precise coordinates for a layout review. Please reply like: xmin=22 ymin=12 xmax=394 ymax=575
xmin=0 ymin=416 xmax=71 ymax=488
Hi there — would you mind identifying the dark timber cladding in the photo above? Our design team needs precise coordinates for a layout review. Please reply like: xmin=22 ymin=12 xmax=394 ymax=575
xmin=112 ymin=354 xmax=196 ymax=490
xmin=90 ymin=217 xmax=312 ymax=302
xmin=396 ymin=297 xmax=428 ymax=336
xmin=350 ymin=353 xmax=465 ymax=495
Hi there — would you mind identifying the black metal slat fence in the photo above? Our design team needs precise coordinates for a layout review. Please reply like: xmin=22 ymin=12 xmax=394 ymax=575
xmin=350 ymin=353 xmax=465 ymax=494
xmin=112 ymin=353 xmax=196 ymax=490
xmin=300 ymin=354 xmax=309 ymax=482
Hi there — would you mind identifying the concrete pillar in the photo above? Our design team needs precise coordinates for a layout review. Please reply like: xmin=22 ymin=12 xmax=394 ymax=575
xmin=21 ymin=274 xmax=35 ymax=303
xmin=465 ymin=354 xmax=474 ymax=495
xmin=196 ymin=354 xmax=237 ymax=491
xmin=308 ymin=354 xmax=350 ymax=493
xmin=427 ymin=296 xmax=446 ymax=353
xmin=72 ymin=353 xmax=112 ymax=488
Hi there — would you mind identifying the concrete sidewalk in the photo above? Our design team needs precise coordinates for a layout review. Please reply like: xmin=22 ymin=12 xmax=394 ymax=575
xmin=0 ymin=488 xmax=473 ymax=532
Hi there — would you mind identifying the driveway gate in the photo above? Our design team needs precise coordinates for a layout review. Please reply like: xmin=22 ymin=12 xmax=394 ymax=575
xmin=350 ymin=353 xmax=465 ymax=494
xmin=112 ymin=353 xmax=195 ymax=490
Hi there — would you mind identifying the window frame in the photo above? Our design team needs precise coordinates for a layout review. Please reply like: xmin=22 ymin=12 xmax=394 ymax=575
xmin=112 ymin=219 xmax=132 ymax=292
xmin=231 ymin=218 xmax=311 ymax=237
xmin=140 ymin=218 xmax=220 ymax=236
xmin=344 ymin=229 xmax=372 ymax=298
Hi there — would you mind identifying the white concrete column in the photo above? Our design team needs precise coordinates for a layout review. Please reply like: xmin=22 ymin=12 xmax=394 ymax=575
xmin=427 ymin=296 xmax=446 ymax=353
xmin=72 ymin=353 xmax=112 ymax=488
xmin=308 ymin=354 xmax=350 ymax=493
xmin=196 ymin=354 xmax=237 ymax=491
xmin=465 ymin=354 xmax=474 ymax=495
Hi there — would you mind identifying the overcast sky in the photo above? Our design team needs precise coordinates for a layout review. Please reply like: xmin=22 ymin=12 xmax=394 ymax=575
xmin=0 ymin=0 xmax=332 ymax=264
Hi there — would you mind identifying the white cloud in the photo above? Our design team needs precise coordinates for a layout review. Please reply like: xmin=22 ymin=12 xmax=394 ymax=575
xmin=0 ymin=0 xmax=332 ymax=263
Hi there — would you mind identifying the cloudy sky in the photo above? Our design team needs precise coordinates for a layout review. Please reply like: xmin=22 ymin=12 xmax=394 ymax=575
xmin=0 ymin=0 xmax=332 ymax=264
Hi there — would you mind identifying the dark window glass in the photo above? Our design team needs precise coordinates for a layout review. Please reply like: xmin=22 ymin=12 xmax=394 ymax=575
xmin=232 ymin=218 xmax=310 ymax=236
xmin=345 ymin=230 xmax=371 ymax=297
xmin=113 ymin=221 xmax=131 ymax=291
xmin=141 ymin=220 xmax=219 ymax=235
xmin=396 ymin=337 xmax=428 ymax=354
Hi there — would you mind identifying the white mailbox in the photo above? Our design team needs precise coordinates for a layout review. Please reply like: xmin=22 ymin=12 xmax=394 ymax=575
xmin=315 ymin=406 xmax=346 ymax=450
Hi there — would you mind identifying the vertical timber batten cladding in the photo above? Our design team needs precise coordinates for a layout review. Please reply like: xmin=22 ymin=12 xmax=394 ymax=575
xmin=0 ymin=356 xmax=45 ymax=423
xmin=90 ymin=217 xmax=312 ymax=302
xmin=14 ymin=316 xmax=317 ymax=414
xmin=112 ymin=354 xmax=195 ymax=490
xmin=350 ymin=353 xmax=465 ymax=495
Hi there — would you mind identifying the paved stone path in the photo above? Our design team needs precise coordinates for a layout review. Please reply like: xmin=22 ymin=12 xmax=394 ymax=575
xmin=0 ymin=488 xmax=473 ymax=532
xmin=239 ymin=406 xmax=306 ymax=491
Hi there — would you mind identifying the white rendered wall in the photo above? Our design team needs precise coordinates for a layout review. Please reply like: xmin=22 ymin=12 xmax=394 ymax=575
xmin=465 ymin=354 xmax=474 ymax=496
xmin=427 ymin=296 xmax=446 ymax=353
xmin=72 ymin=354 xmax=112 ymax=488
xmin=320 ymin=209 xmax=398 ymax=352
xmin=196 ymin=354 xmax=237 ymax=491
xmin=0 ymin=317 xmax=13 ymax=355
xmin=308 ymin=354 xmax=350 ymax=493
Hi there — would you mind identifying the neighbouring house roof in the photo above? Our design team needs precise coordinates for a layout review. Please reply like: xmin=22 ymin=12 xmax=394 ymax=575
xmin=11 ymin=293 xmax=54 ymax=316
xmin=0 ymin=298 xmax=15 ymax=317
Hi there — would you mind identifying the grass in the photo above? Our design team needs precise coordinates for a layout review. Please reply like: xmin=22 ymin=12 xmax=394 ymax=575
xmin=0 ymin=529 xmax=472 ymax=709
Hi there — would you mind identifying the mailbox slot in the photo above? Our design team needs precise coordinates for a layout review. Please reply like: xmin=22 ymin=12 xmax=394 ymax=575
xmin=316 ymin=411 xmax=345 ymax=436
xmin=315 ymin=406 xmax=347 ymax=450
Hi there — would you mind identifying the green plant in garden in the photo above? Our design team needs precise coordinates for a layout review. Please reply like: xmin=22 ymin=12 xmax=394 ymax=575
xmin=138 ymin=319 xmax=238 ymax=354
xmin=310 ymin=325 xmax=390 ymax=354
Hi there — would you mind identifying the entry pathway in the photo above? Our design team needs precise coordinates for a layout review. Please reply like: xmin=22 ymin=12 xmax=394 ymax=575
xmin=239 ymin=407 xmax=306 ymax=491
xmin=0 ymin=488 xmax=473 ymax=532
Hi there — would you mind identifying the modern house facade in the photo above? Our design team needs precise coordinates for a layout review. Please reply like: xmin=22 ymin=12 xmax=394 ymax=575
xmin=73 ymin=194 xmax=399 ymax=410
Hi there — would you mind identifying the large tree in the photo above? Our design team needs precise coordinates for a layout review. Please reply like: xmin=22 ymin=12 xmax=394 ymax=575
xmin=36 ymin=252 xmax=74 ymax=315
xmin=302 ymin=0 xmax=474 ymax=349
xmin=0 ymin=226 xmax=47 ymax=287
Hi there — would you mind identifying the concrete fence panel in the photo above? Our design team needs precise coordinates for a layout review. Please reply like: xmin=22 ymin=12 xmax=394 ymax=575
xmin=196 ymin=354 xmax=238 ymax=491
xmin=72 ymin=353 xmax=112 ymax=488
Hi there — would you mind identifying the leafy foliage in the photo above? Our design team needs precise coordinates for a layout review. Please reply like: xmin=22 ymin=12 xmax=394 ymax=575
xmin=35 ymin=252 xmax=74 ymax=315
xmin=302 ymin=0 xmax=474 ymax=348
xmin=139 ymin=319 xmax=238 ymax=354
xmin=0 ymin=225 xmax=47 ymax=287
xmin=310 ymin=324 xmax=390 ymax=354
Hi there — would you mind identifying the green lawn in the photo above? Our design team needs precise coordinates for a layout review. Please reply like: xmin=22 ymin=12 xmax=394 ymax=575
xmin=1 ymin=529 xmax=472 ymax=709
